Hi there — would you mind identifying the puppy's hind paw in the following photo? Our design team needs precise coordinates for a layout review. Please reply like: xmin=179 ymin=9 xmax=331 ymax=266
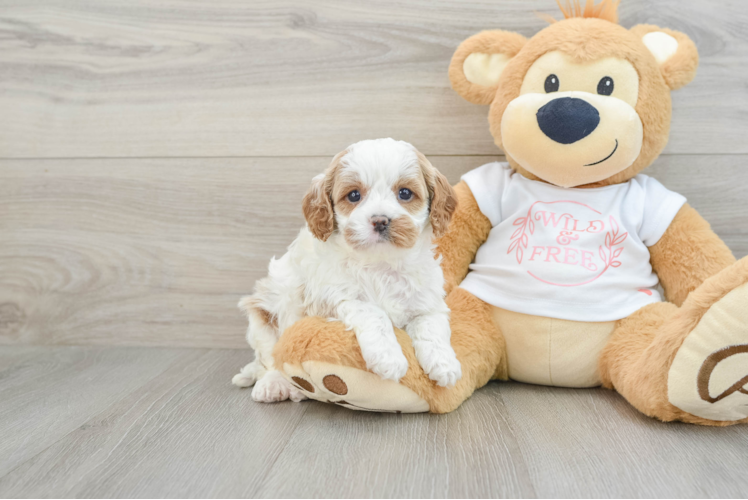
xmin=231 ymin=360 xmax=265 ymax=388
xmin=232 ymin=372 xmax=256 ymax=388
xmin=252 ymin=370 xmax=308 ymax=403
xmin=288 ymin=385 xmax=307 ymax=403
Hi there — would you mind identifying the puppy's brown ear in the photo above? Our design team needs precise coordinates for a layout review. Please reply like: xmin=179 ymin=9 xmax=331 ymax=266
xmin=417 ymin=151 xmax=457 ymax=238
xmin=302 ymin=150 xmax=347 ymax=241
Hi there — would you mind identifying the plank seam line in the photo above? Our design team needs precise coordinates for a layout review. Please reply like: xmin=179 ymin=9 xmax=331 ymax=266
xmin=492 ymin=386 xmax=539 ymax=498
xmin=250 ymin=402 xmax=311 ymax=497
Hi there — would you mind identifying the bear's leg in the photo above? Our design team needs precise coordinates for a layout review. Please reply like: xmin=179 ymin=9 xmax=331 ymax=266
xmin=272 ymin=287 xmax=507 ymax=413
xmin=600 ymin=258 xmax=748 ymax=425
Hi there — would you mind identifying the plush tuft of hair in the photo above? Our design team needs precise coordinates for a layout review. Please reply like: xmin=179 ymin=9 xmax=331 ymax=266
xmin=542 ymin=0 xmax=620 ymax=24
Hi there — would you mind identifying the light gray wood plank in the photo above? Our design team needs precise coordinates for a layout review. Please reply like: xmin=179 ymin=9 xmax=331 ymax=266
xmin=499 ymin=383 xmax=748 ymax=498
xmin=257 ymin=386 xmax=536 ymax=498
xmin=720 ymin=235 xmax=748 ymax=263
xmin=0 ymin=155 xmax=496 ymax=348
xmin=0 ymin=347 xmax=747 ymax=498
xmin=0 ymin=0 xmax=746 ymax=158
xmin=0 ymin=345 xmax=203 ymax=479
xmin=0 ymin=345 xmax=44 ymax=374
xmin=647 ymin=156 xmax=748 ymax=235
xmin=0 ymin=348 xmax=308 ymax=498
xmin=1 ymin=155 xmax=746 ymax=348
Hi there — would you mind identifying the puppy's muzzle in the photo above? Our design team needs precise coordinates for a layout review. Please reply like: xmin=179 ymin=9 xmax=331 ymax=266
xmin=371 ymin=216 xmax=391 ymax=234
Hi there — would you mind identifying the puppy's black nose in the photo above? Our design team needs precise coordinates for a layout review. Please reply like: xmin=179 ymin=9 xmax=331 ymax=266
xmin=537 ymin=97 xmax=600 ymax=144
xmin=371 ymin=216 xmax=390 ymax=233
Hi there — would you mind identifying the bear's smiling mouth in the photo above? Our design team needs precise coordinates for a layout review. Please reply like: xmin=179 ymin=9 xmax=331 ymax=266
xmin=584 ymin=139 xmax=619 ymax=167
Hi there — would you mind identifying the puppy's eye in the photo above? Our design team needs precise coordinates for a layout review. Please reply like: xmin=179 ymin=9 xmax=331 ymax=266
xmin=347 ymin=190 xmax=361 ymax=202
xmin=597 ymin=76 xmax=614 ymax=96
xmin=544 ymin=74 xmax=559 ymax=93
xmin=398 ymin=188 xmax=413 ymax=201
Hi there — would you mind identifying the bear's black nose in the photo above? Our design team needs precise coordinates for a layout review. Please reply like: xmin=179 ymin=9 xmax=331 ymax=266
xmin=536 ymin=97 xmax=600 ymax=144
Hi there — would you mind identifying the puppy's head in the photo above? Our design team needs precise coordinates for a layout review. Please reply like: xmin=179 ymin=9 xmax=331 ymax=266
xmin=302 ymin=138 xmax=457 ymax=251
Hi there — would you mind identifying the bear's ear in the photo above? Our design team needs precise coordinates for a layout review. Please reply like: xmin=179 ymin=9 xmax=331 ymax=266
xmin=630 ymin=24 xmax=699 ymax=90
xmin=449 ymin=30 xmax=527 ymax=105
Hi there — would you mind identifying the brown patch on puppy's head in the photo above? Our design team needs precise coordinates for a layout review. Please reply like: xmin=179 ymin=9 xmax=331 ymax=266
xmin=302 ymin=150 xmax=347 ymax=241
xmin=417 ymin=152 xmax=458 ymax=238
xmin=331 ymin=170 xmax=367 ymax=218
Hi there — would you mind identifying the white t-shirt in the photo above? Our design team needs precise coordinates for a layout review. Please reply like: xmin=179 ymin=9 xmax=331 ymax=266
xmin=460 ymin=163 xmax=686 ymax=322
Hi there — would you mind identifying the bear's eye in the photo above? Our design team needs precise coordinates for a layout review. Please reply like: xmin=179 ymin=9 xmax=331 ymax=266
xmin=544 ymin=74 xmax=559 ymax=93
xmin=597 ymin=76 xmax=614 ymax=96
xmin=347 ymin=190 xmax=361 ymax=203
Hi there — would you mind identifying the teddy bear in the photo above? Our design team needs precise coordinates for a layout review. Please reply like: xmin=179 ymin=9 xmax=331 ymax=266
xmin=270 ymin=0 xmax=748 ymax=425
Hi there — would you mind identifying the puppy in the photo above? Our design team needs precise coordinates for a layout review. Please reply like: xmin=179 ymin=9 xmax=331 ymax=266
xmin=232 ymin=138 xmax=462 ymax=403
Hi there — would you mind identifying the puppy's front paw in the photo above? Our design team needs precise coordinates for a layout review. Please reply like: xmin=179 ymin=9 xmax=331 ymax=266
xmin=427 ymin=355 xmax=462 ymax=388
xmin=251 ymin=370 xmax=307 ymax=403
xmin=364 ymin=347 xmax=409 ymax=382
xmin=414 ymin=341 xmax=462 ymax=387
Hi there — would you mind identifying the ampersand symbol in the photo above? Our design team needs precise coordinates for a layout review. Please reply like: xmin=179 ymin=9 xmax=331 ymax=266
xmin=556 ymin=231 xmax=580 ymax=246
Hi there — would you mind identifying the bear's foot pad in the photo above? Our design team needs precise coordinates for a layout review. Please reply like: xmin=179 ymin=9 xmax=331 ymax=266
xmin=669 ymin=283 xmax=748 ymax=422
xmin=280 ymin=361 xmax=429 ymax=413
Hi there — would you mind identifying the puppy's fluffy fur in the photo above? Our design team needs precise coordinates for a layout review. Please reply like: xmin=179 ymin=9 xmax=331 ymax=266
xmin=232 ymin=138 xmax=462 ymax=403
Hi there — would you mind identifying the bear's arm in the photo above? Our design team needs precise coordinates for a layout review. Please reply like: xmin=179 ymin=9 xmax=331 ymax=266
xmin=434 ymin=181 xmax=493 ymax=294
xmin=648 ymin=203 xmax=736 ymax=307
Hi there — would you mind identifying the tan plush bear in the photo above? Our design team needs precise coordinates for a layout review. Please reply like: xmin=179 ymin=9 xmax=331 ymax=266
xmin=271 ymin=0 xmax=748 ymax=425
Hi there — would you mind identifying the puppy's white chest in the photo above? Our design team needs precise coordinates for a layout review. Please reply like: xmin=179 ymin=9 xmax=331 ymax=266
xmin=353 ymin=265 xmax=423 ymax=327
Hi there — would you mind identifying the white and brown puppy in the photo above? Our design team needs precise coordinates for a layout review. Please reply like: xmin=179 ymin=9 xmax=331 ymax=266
xmin=232 ymin=138 xmax=462 ymax=403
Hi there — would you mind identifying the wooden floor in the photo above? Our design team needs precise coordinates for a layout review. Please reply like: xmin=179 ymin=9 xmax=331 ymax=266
xmin=0 ymin=345 xmax=746 ymax=498
xmin=1 ymin=0 xmax=748 ymax=498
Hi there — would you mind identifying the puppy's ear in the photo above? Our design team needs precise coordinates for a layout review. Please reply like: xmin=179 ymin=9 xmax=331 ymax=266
xmin=630 ymin=24 xmax=699 ymax=90
xmin=417 ymin=151 xmax=457 ymax=238
xmin=449 ymin=30 xmax=527 ymax=105
xmin=302 ymin=150 xmax=346 ymax=241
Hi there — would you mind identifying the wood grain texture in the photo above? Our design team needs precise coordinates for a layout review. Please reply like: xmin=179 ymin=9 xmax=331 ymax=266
xmin=0 ymin=345 xmax=201 ymax=478
xmin=1 ymin=155 xmax=746 ymax=348
xmin=499 ymin=383 xmax=748 ymax=498
xmin=256 ymin=387 xmax=536 ymax=498
xmin=0 ymin=346 xmax=746 ymax=498
xmin=0 ymin=347 xmax=309 ymax=498
xmin=0 ymin=155 xmax=492 ymax=348
xmin=0 ymin=0 xmax=747 ymax=158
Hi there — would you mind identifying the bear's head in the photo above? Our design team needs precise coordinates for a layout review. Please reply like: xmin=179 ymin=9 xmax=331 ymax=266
xmin=449 ymin=0 xmax=699 ymax=188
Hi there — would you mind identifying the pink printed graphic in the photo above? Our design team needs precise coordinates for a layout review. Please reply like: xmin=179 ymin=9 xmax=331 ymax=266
xmin=508 ymin=200 xmax=600 ymax=264
xmin=599 ymin=216 xmax=627 ymax=269
xmin=507 ymin=206 xmax=535 ymax=264
xmin=508 ymin=201 xmax=628 ymax=288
